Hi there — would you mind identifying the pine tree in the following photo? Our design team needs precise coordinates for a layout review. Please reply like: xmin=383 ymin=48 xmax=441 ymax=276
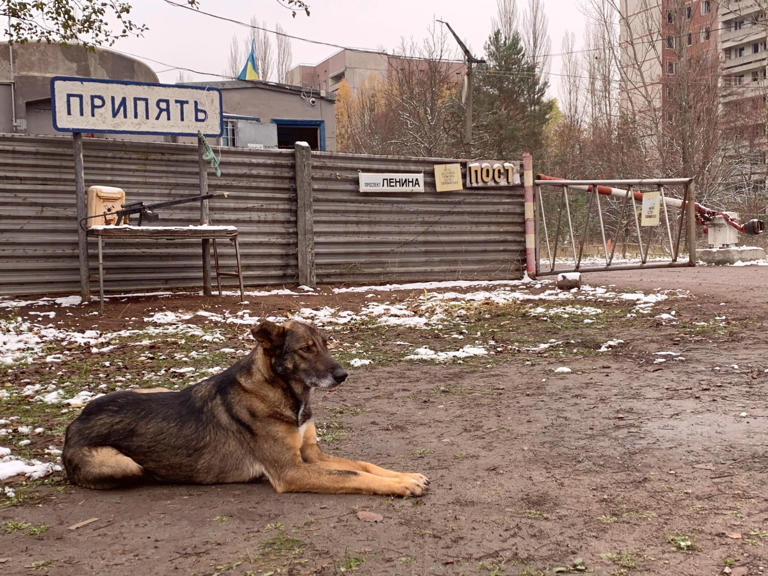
xmin=473 ymin=29 xmax=553 ymax=159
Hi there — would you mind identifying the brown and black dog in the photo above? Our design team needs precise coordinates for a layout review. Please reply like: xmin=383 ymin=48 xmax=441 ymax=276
xmin=62 ymin=320 xmax=429 ymax=496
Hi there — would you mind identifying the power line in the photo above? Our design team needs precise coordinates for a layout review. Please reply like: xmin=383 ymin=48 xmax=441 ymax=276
xmin=113 ymin=2 xmax=765 ymax=95
xmin=161 ymin=0 xmax=465 ymax=63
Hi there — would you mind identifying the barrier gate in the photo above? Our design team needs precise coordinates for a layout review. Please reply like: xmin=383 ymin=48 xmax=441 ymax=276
xmin=533 ymin=177 xmax=697 ymax=276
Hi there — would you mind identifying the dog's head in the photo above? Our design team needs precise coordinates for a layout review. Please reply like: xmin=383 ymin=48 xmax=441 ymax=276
xmin=251 ymin=320 xmax=348 ymax=389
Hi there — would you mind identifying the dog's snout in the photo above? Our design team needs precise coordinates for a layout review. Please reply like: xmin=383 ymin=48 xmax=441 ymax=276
xmin=333 ymin=366 xmax=348 ymax=384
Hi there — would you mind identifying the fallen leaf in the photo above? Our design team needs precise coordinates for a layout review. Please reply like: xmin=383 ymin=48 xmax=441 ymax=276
xmin=356 ymin=510 xmax=383 ymax=523
xmin=727 ymin=532 xmax=742 ymax=539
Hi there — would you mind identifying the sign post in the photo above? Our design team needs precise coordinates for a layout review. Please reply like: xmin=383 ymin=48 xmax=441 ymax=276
xmin=51 ymin=77 xmax=223 ymax=302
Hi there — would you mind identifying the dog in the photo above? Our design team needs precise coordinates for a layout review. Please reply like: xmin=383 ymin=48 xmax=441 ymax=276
xmin=62 ymin=320 xmax=429 ymax=496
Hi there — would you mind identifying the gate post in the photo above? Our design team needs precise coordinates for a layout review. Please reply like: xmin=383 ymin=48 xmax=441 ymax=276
xmin=295 ymin=142 xmax=316 ymax=287
xmin=686 ymin=179 xmax=697 ymax=266
xmin=523 ymin=153 xmax=536 ymax=278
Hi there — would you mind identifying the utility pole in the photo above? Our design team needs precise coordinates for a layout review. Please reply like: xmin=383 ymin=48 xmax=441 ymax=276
xmin=438 ymin=19 xmax=485 ymax=156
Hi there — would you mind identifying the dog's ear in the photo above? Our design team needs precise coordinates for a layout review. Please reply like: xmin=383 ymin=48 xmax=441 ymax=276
xmin=251 ymin=321 xmax=286 ymax=352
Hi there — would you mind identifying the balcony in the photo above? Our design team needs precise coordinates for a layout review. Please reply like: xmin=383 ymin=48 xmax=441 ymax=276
xmin=722 ymin=51 xmax=768 ymax=74
xmin=720 ymin=25 xmax=765 ymax=48
xmin=720 ymin=0 xmax=763 ymax=18
xmin=720 ymin=78 xmax=768 ymax=103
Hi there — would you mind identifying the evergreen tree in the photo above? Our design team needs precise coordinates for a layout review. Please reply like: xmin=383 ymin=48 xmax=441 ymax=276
xmin=473 ymin=29 xmax=553 ymax=159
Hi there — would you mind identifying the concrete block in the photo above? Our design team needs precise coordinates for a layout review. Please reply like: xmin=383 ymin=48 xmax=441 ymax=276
xmin=697 ymin=246 xmax=766 ymax=265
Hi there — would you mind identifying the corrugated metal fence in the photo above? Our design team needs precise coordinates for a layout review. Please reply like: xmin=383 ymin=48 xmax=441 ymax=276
xmin=0 ymin=134 xmax=525 ymax=296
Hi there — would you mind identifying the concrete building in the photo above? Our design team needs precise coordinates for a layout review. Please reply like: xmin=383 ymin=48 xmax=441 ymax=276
xmin=287 ymin=48 xmax=466 ymax=98
xmin=719 ymin=0 xmax=768 ymax=191
xmin=619 ymin=1 xmax=768 ymax=194
xmin=619 ymin=0 xmax=719 ymax=137
xmin=0 ymin=42 xmax=158 ymax=136
xmin=720 ymin=0 xmax=767 ymax=93
xmin=0 ymin=42 xmax=336 ymax=151
xmin=189 ymin=80 xmax=336 ymax=151
xmin=287 ymin=49 xmax=389 ymax=97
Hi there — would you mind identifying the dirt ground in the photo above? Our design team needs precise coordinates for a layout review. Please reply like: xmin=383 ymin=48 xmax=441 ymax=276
xmin=2 ymin=266 xmax=768 ymax=576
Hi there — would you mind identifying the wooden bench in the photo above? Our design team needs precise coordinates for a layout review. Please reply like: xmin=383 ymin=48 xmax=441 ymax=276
xmin=88 ymin=225 xmax=244 ymax=311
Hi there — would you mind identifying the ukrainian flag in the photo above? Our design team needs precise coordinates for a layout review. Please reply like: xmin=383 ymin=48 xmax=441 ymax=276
xmin=237 ymin=47 xmax=259 ymax=81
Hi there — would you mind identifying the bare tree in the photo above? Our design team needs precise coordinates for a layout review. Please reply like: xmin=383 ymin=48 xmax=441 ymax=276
xmin=545 ymin=31 xmax=586 ymax=177
xmin=492 ymin=0 xmax=518 ymax=39
xmin=382 ymin=25 xmax=462 ymax=157
xmin=226 ymin=36 xmax=243 ymax=79
xmin=522 ymin=0 xmax=551 ymax=78
xmin=560 ymin=32 xmax=583 ymax=122
xmin=249 ymin=17 xmax=274 ymax=81
xmin=275 ymin=23 xmax=293 ymax=83
xmin=335 ymin=24 xmax=463 ymax=157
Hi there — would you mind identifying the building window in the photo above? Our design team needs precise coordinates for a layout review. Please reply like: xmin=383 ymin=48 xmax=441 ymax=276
xmin=688 ymin=32 xmax=692 ymax=45
xmin=753 ymin=70 xmax=760 ymax=82
xmin=735 ymin=74 xmax=744 ymax=86
xmin=686 ymin=5 xmax=692 ymax=19
xmin=700 ymin=27 xmax=711 ymax=42
xmin=738 ymin=46 xmax=745 ymax=57
xmin=667 ymin=61 xmax=675 ymax=75
xmin=222 ymin=119 xmax=237 ymax=147
xmin=667 ymin=11 xmax=674 ymax=23
xmin=755 ymin=43 xmax=761 ymax=54
xmin=666 ymin=35 xmax=675 ymax=49
xmin=272 ymin=119 xmax=325 ymax=151
xmin=725 ymin=48 xmax=732 ymax=60
xmin=733 ymin=20 xmax=744 ymax=31
xmin=701 ymin=0 xmax=710 ymax=14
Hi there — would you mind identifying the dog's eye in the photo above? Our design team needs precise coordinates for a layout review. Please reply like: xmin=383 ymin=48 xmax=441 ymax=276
xmin=299 ymin=344 xmax=315 ymax=352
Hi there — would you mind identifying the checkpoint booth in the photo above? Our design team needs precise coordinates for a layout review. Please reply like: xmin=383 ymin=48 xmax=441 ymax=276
xmin=51 ymin=77 xmax=244 ymax=309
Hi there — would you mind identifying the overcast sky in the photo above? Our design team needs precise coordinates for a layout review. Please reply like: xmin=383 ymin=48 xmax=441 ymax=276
xmin=110 ymin=0 xmax=588 ymax=101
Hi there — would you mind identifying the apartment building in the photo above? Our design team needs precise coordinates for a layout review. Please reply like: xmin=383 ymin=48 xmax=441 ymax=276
xmin=620 ymin=0 xmax=768 ymax=194
xmin=619 ymin=0 xmax=719 ymax=133
xmin=719 ymin=0 xmax=768 ymax=191
xmin=287 ymin=48 xmax=466 ymax=98
xmin=720 ymin=0 xmax=767 ymax=94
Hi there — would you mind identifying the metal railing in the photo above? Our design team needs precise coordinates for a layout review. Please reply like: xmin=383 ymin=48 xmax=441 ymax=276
xmin=534 ymin=177 xmax=696 ymax=276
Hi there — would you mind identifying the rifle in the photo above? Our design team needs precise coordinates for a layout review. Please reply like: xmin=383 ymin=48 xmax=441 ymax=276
xmin=82 ymin=192 xmax=227 ymax=229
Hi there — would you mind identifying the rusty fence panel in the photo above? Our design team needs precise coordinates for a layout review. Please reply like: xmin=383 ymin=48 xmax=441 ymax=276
xmin=311 ymin=152 xmax=525 ymax=284
xmin=0 ymin=134 xmax=298 ymax=295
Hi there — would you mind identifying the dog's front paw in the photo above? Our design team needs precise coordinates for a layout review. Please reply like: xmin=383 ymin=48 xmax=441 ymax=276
xmin=401 ymin=472 xmax=429 ymax=496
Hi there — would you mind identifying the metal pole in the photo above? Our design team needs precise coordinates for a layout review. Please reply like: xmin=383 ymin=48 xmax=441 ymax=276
xmin=9 ymin=37 xmax=17 ymax=130
xmin=74 ymin=133 xmax=89 ymax=302
xmin=686 ymin=180 xmax=697 ymax=265
xmin=198 ymin=137 xmax=212 ymax=296
xmin=464 ymin=61 xmax=473 ymax=154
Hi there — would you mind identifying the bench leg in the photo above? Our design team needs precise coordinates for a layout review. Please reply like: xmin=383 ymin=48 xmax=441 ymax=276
xmin=233 ymin=235 xmax=244 ymax=302
xmin=98 ymin=236 xmax=105 ymax=314
xmin=212 ymin=239 xmax=223 ymax=296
